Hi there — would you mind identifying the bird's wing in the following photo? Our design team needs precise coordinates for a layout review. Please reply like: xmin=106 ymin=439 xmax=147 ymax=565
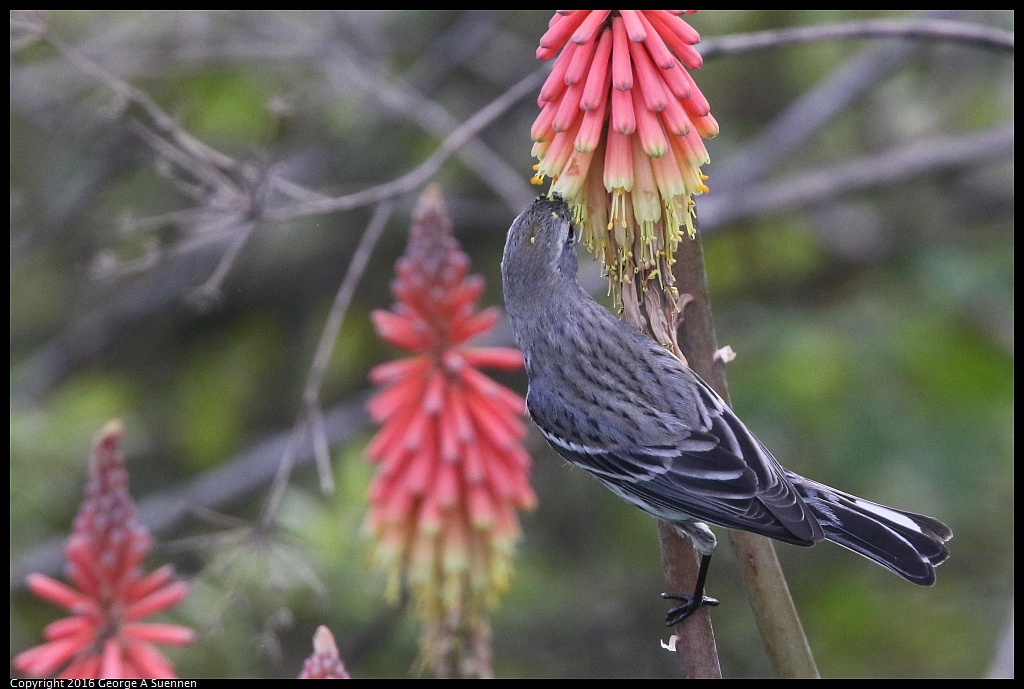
xmin=527 ymin=358 xmax=823 ymax=546
xmin=681 ymin=374 xmax=823 ymax=544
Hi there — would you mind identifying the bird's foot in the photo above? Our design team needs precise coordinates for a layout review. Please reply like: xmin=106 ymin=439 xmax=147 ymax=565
xmin=661 ymin=591 xmax=720 ymax=627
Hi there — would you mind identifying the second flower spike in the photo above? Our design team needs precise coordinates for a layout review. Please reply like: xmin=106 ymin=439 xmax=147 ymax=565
xmin=364 ymin=185 xmax=535 ymax=677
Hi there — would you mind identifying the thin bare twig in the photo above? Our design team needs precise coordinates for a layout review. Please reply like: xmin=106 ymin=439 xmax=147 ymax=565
xmin=699 ymin=123 xmax=1014 ymax=232
xmin=260 ymin=201 xmax=396 ymax=525
xmin=126 ymin=120 xmax=241 ymax=202
xmin=246 ymin=10 xmax=532 ymax=211
xmin=318 ymin=37 xmax=535 ymax=212
xmin=41 ymin=25 xmax=296 ymax=308
xmin=698 ymin=18 xmax=1014 ymax=59
xmin=12 ymin=17 xmax=544 ymax=413
xmin=303 ymin=201 xmax=396 ymax=489
xmin=303 ymin=202 xmax=396 ymax=398
xmin=404 ymin=10 xmax=503 ymax=93
xmin=713 ymin=34 xmax=921 ymax=192
xmin=264 ymin=67 xmax=546 ymax=221
xmin=713 ymin=11 xmax=968 ymax=193
xmin=50 ymin=34 xmax=239 ymax=175
xmin=189 ymin=220 xmax=256 ymax=307
xmin=44 ymin=16 xmax=328 ymax=208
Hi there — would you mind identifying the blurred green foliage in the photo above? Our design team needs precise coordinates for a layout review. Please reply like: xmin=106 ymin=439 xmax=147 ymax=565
xmin=10 ymin=10 xmax=1013 ymax=678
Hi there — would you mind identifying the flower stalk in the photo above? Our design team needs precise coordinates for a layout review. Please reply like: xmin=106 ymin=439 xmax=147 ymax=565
xmin=14 ymin=422 xmax=192 ymax=679
xmin=364 ymin=185 xmax=535 ymax=676
xmin=531 ymin=10 xmax=718 ymax=315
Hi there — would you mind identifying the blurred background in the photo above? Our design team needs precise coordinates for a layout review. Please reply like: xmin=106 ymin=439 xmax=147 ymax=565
xmin=10 ymin=10 xmax=1013 ymax=678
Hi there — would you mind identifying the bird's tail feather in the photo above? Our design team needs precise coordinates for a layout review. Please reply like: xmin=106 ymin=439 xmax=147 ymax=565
xmin=788 ymin=472 xmax=952 ymax=586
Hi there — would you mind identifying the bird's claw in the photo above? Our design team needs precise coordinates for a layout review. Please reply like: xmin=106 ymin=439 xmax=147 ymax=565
xmin=661 ymin=591 xmax=720 ymax=627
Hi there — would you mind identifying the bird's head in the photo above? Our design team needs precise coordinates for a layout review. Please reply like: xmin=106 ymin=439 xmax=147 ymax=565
xmin=501 ymin=196 xmax=579 ymax=299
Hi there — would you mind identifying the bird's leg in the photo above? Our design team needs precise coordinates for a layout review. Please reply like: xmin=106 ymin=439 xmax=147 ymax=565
xmin=662 ymin=553 xmax=720 ymax=626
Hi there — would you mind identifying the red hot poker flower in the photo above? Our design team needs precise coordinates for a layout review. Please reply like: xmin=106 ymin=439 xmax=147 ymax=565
xmin=298 ymin=626 xmax=350 ymax=679
xmin=14 ymin=422 xmax=193 ymax=679
xmin=365 ymin=185 xmax=534 ymax=675
xmin=531 ymin=10 xmax=718 ymax=309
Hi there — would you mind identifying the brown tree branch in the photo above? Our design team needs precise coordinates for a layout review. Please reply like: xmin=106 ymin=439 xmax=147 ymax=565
xmin=671 ymin=227 xmax=820 ymax=678
xmin=623 ymin=273 xmax=722 ymax=677
xmin=698 ymin=18 xmax=1014 ymax=59
xmin=657 ymin=523 xmax=723 ymax=678
xmin=711 ymin=10 xmax=969 ymax=194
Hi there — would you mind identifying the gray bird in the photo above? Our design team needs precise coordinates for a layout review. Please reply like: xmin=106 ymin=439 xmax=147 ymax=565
xmin=501 ymin=196 xmax=952 ymax=625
